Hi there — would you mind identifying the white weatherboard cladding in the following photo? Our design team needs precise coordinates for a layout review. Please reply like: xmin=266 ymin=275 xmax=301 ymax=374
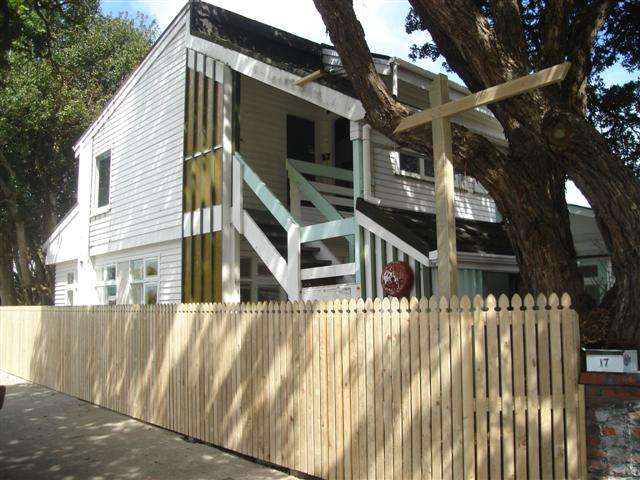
xmin=92 ymin=239 xmax=182 ymax=304
xmin=45 ymin=206 xmax=80 ymax=265
xmin=369 ymin=129 xmax=499 ymax=222
xmin=54 ymin=261 xmax=76 ymax=306
xmin=88 ymin=25 xmax=186 ymax=253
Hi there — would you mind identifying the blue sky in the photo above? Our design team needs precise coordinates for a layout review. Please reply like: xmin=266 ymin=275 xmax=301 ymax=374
xmin=100 ymin=0 xmax=637 ymax=206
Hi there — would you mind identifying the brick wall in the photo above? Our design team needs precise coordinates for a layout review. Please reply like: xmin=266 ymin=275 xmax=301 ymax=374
xmin=581 ymin=372 xmax=640 ymax=478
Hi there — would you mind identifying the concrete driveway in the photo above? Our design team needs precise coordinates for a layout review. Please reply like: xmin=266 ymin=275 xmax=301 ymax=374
xmin=0 ymin=371 xmax=295 ymax=480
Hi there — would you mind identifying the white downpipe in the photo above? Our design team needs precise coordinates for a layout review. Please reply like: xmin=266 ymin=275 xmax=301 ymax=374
xmin=362 ymin=124 xmax=382 ymax=205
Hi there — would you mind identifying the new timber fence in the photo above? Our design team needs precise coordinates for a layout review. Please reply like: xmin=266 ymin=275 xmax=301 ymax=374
xmin=0 ymin=294 xmax=586 ymax=479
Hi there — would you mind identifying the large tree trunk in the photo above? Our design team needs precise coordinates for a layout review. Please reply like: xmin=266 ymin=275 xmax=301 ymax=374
xmin=544 ymin=111 xmax=640 ymax=345
xmin=0 ymin=232 xmax=17 ymax=305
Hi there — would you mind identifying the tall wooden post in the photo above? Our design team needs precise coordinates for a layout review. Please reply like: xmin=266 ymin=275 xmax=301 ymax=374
xmin=431 ymin=74 xmax=458 ymax=297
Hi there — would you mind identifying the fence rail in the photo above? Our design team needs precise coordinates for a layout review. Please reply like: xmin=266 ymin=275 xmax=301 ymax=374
xmin=0 ymin=294 xmax=586 ymax=479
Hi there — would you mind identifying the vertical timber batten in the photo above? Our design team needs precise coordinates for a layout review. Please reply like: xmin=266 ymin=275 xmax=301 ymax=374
xmin=182 ymin=49 xmax=224 ymax=303
xmin=431 ymin=74 xmax=458 ymax=297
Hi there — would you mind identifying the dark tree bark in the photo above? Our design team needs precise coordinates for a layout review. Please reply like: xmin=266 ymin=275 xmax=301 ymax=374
xmin=0 ymin=232 xmax=17 ymax=305
xmin=312 ymin=0 xmax=639 ymax=344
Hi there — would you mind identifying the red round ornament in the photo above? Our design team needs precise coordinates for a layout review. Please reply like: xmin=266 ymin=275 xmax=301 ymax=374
xmin=381 ymin=261 xmax=414 ymax=298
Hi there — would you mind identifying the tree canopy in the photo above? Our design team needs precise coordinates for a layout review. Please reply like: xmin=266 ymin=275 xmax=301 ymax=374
xmin=406 ymin=0 xmax=640 ymax=174
xmin=0 ymin=1 xmax=156 ymax=304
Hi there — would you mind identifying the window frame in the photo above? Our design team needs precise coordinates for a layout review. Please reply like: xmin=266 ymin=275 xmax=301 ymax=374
xmin=92 ymin=150 xmax=112 ymax=216
xmin=391 ymin=148 xmax=487 ymax=195
xmin=128 ymin=256 xmax=160 ymax=305
xmin=95 ymin=264 xmax=117 ymax=305
xmin=65 ymin=271 xmax=75 ymax=306
xmin=391 ymin=150 xmax=435 ymax=183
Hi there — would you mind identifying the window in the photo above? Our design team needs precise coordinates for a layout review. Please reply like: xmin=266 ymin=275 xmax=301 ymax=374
xmin=579 ymin=259 xmax=609 ymax=302
xmin=287 ymin=115 xmax=315 ymax=163
xmin=239 ymin=256 xmax=285 ymax=302
xmin=96 ymin=151 xmax=111 ymax=208
xmin=129 ymin=257 xmax=159 ymax=304
xmin=96 ymin=264 xmax=117 ymax=305
xmin=397 ymin=152 xmax=435 ymax=179
xmin=66 ymin=271 xmax=75 ymax=306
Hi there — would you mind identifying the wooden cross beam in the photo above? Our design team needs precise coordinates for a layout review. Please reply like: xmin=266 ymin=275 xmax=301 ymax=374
xmin=394 ymin=62 xmax=571 ymax=134
xmin=395 ymin=62 xmax=571 ymax=297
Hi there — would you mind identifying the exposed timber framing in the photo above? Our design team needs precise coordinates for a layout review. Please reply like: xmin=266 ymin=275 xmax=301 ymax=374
xmin=187 ymin=35 xmax=366 ymax=120
xmin=395 ymin=62 xmax=571 ymax=133
xmin=431 ymin=74 xmax=459 ymax=297
xmin=294 ymin=69 xmax=327 ymax=86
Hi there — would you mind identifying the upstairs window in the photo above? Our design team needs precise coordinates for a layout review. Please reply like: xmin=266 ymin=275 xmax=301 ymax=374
xmin=96 ymin=151 xmax=111 ymax=208
xmin=398 ymin=152 xmax=435 ymax=179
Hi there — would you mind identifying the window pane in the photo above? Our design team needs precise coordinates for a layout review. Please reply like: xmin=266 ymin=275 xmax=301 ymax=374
xmin=423 ymin=156 xmax=435 ymax=177
xmin=66 ymin=290 xmax=74 ymax=306
xmin=106 ymin=265 xmax=116 ymax=282
xmin=400 ymin=153 xmax=421 ymax=174
xmin=67 ymin=272 xmax=74 ymax=284
xmin=131 ymin=259 xmax=144 ymax=281
xmin=97 ymin=153 xmax=111 ymax=207
xmin=145 ymin=283 xmax=158 ymax=304
xmin=106 ymin=285 xmax=117 ymax=298
xmin=145 ymin=258 xmax=159 ymax=278
xmin=579 ymin=265 xmax=599 ymax=278
xmin=286 ymin=115 xmax=315 ymax=163
xmin=129 ymin=283 xmax=143 ymax=304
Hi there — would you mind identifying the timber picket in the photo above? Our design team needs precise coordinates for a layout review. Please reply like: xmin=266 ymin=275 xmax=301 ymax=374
xmin=0 ymin=294 xmax=585 ymax=479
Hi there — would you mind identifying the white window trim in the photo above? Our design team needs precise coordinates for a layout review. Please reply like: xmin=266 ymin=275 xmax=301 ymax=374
xmin=391 ymin=150 xmax=435 ymax=182
xmin=95 ymin=263 xmax=118 ymax=305
xmin=391 ymin=149 xmax=487 ymax=195
xmin=91 ymin=150 xmax=112 ymax=217
xmin=65 ymin=273 xmax=75 ymax=306
xmin=129 ymin=256 xmax=160 ymax=304
xmin=64 ymin=271 xmax=76 ymax=307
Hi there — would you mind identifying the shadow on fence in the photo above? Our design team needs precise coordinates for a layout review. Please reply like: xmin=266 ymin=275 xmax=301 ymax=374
xmin=0 ymin=294 xmax=586 ymax=479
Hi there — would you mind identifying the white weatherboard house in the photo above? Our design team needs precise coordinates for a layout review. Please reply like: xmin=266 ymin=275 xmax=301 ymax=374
xmin=44 ymin=1 xmax=611 ymax=306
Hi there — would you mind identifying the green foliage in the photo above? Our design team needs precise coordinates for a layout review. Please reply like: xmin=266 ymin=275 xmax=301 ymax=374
xmin=405 ymin=0 xmax=640 ymax=175
xmin=0 ymin=4 xmax=156 ymax=303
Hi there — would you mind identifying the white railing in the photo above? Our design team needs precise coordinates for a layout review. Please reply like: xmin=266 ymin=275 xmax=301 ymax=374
xmin=233 ymin=153 xmax=356 ymax=300
xmin=355 ymin=208 xmax=432 ymax=299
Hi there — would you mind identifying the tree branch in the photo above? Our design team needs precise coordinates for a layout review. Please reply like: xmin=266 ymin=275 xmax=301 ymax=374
xmin=489 ymin=0 xmax=529 ymax=67
xmin=312 ymin=0 xmax=510 ymax=176
xmin=564 ymin=0 xmax=613 ymax=112
xmin=540 ymin=0 xmax=571 ymax=67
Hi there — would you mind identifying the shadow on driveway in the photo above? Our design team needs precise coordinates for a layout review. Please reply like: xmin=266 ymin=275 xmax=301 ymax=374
xmin=0 ymin=371 xmax=294 ymax=480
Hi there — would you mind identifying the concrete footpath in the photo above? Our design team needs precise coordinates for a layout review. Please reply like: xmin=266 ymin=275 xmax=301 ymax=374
xmin=0 ymin=371 xmax=295 ymax=480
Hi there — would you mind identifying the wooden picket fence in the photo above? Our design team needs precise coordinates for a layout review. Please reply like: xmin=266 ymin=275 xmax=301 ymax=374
xmin=0 ymin=294 xmax=586 ymax=479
